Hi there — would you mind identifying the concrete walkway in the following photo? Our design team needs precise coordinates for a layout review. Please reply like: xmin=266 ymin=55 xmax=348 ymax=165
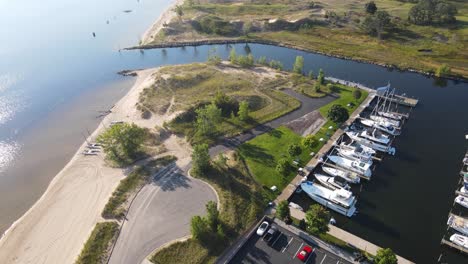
xmin=290 ymin=208 xmax=414 ymax=264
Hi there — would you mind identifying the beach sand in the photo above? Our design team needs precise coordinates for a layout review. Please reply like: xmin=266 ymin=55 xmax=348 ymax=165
xmin=0 ymin=69 xmax=168 ymax=264
xmin=140 ymin=0 xmax=184 ymax=45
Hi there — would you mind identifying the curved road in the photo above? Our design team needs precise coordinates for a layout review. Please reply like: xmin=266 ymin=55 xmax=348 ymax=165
xmin=108 ymin=164 xmax=217 ymax=264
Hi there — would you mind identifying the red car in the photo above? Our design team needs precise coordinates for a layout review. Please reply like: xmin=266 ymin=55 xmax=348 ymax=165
xmin=296 ymin=245 xmax=313 ymax=262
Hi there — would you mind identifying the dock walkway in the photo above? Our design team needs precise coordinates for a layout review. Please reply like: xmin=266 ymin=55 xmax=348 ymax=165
xmin=290 ymin=208 xmax=415 ymax=264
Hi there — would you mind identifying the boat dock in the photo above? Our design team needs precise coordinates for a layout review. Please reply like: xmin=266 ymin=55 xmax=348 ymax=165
xmin=378 ymin=94 xmax=419 ymax=107
xmin=289 ymin=208 xmax=415 ymax=264
xmin=441 ymin=238 xmax=468 ymax=254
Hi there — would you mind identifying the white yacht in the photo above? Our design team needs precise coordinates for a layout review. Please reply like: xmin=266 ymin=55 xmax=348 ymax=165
xmin=328 ymin=155 xmax=372 ymax=178
xmin=340 ymin=141 xmax=376 ymax=155
xmin=346 ymin=131 xmax=396 ymax=155
xmin=300 ymin=181 xmax=357 ymax=217
xmin=455 ymin=195 xmax=468 ymax=209
xmin=314 ymin=174 xmax=350 ymax=190
xmin=370 ymin=115 xmax=400 ymax=127
xmin=360 ymin=118 xmax=401 ymax=136
xmin=337 ymin=144 xmax=374 ymax=163
xmin=360 ymin=128 xmax=391 ymax=145
xmin=377 ymin=111 xmax=404 ymax=121
xmin=461 ymin=186 xmax=467 ymax=194
xmin=322 ymin=166 xmax=361 ymax=184
xmin=449 ymin=234 xmax=468 ymax=249
xmin=447 ymin=214 xmax=468 ymax=236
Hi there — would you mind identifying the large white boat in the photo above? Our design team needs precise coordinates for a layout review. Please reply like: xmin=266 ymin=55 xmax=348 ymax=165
xmin=447 ymin=214 xmax=468 ymax=236
xmin=377 ymin=111 xmax=405 ymax=121
xmin=337 ymin=144 xmax=374 ymax=163
xmin=328 ymin=155 xmax=372 ymax=178
xmin=300 ymin=181 xmax=357 ymax=217
xmin=455 ymin=195 xmax=468 ymax=209
xmin=449 ymin=234 xmax=468 ymax=249
xmin=340 ymin=141 xmax=376 ymax=155
xmin=360 ymin=128 xmax=391 ymax=145
xmin=322 ymin=166 xmax=361 ymax=184
xmin=360 ymin=118 xmax=401 ymax=136
xmin=370 ymin=115 xmax=400 ymax=127
xmin=346 ymin=131 xmax=396 ymax=155
xmin=314 ymin=174 xmax=350 ymax=190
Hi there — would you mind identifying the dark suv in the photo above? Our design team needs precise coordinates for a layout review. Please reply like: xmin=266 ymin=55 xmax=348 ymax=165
xmin=263 ymin=225 xmax=280 ymax=246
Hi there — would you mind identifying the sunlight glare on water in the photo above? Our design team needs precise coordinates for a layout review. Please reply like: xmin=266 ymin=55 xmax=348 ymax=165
xmin=0 ymin=73 xmax=23 ymax=125
xmin=0 ymin=140 xmax=20 ymax=174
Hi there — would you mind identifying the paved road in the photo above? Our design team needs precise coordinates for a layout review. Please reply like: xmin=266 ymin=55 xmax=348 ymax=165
xmin=210 ymin=89 xmax=335 ymax=156
xmin=108 ymin=164 xmax=217 ymax=264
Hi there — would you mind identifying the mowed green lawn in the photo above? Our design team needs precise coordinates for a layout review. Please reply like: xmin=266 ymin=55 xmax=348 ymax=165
xmin=238 ymin=126 xmax=312 ymax=190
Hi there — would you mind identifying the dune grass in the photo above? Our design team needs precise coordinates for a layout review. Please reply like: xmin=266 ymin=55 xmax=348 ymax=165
xmin=75 ymin=222 xmax=119 ymax=264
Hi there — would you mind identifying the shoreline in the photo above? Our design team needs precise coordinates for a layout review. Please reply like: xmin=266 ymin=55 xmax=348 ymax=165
xmin=140 ymin=0 xmax=185 ymax=45
xmin=0 ymin=69 xmax=158 ymax=263
xmin=131 ymin=38 xmax=467 ymax=83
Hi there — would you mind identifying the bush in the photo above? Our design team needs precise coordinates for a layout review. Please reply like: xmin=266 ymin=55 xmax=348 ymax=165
xmin=435 ymin=64 xmax=451 ymax=77
xmin=353 ymin=89 xmax=362 ymax=100
xmin=408 ymin=0 xmax=457 ymax=25
xmin=302 ymin=135 xmax=317 ymax=149
xmin=276 ymin=158 xmax=290 ymax=175
xmin=305 ymin=204 xmax=330 ymax=235
xmin=287 ymin=143 xmax=301 ymax=157
xmin=276 ymin=200 xmax=290 ymax=220
xmin=197 ymin=15 xmax=238 ymax=36
xmin=375 ymin=248 xmax=398 ymax=264
xmin=365 ymin=1 xmax=377 ymax=14
xmin=76 ymin=222 xmax=119 ymax=264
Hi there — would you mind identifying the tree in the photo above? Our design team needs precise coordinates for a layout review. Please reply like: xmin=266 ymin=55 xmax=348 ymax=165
xmin=302 ymin=135 xmax=317 ymax=149
xmin=276 ymin=159 xmax=289 ymax=175
xmin=97 ymin=123 xmax=146 ymax=165
xmin=205 ymin=201 xmax=219 ymax=231
xmin=196 ymin=103 xmax=222 ymax=135
xmin=436 ymin=64 xmax=451 ymax=77
xmin=317 ymin=68 xmax=325 ymax=85
xmin=174 ymin=5 xmax=184 ymax=19
xmin=408 ymin=0 xmax=457 ymax=25
xmin=365 ymin=1 xmax=377 ymax=14
xmin=190 ymin=215 xmax=208 ymax=240
xmin=229 ymin=48 xmax=237 ymax=63
xmin=293 ymin=56 xmax=304 ymax=74
xmin=192 ymin=144 xmax=210 ymax=174
xmin=287 ymin=143 xmax=301 ymax=157
xmin=213 ymin=90 xmax=237 ymax=117
xmin=276 ymin=200 xmax=290 ymax=220
xmin=308 ymin=70 xmax=314 ymax=79
xmin=243 ymin=21 xmax=254 ymax=36
xmin=327 ymin=104 xmax=349 ymax=123
xmin=314 ymin=82 xmax=321 ymax=93
xmin=305 ymin=204 xmax=330 ymax=235
xmin=353 ymin=89 xmax=362 ymax=101
xmin=374 ymin=248 xmax=398 ymax=264
xmin=238 ymin=100 xmax=250 ymax=121
xmin=362 ymin=11 xmax=392 ymax=39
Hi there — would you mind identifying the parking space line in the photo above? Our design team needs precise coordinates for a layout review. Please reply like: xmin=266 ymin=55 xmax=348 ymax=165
xmin=281 ymin=237 xmax=294 ymax=253
xmin=293 ymin=242 xmax=304 ymax=259
xmin=271 ymin=233 xmax=282 ymax=247
xmin=320 ymin=254 xmax=327 ymax=264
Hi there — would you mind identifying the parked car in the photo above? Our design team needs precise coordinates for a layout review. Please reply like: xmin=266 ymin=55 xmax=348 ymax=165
xmin=296 ymin=245 xmax=313 ymax=262
xmin=256 ymin=221 xmax=269 ymax=236
xmin=263 ymin=225 xmax=280 ymax=245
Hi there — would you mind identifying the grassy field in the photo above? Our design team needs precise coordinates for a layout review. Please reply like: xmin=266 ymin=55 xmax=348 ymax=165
xmin=150 ymin=152 xmax=267 ymax=264
xmin=143 ymin=63 xmax=303 ymax=145
xmin=238 ymin=126 xmax=312 ymax=191
xmin=101 ymin=156 xmax=176 ymax=219
xmin=145 ymin=0 xmax=468 ymax=78
xmin=75 ymin=222 xmax=119 ymax=264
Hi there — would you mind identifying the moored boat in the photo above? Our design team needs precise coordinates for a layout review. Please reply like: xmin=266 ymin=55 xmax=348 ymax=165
xmin=360 ymin=118 xmax=401 ymax=136
xmin=336 ymin=144 xmax=374 ymax=163
xmin=449 ymin=234 xmax=468 ymax=249
xmin=455 ymin=195 xmax=468 ymax=209
xmin=360 ymin=128 xmax=391 ymax=145
xmin=346 ymin=131 xmax=396 ymax=155
xmin=370 ymin=115 xmax=400 ymax=127
xmin=328 ymin=155 xmax=372 ymax=178
xmin=322 ymin=166 xmax=361 ymax=184
xmin=314 ymin=173 xmax=350 ymax=190
xmin=300 ymin=181 xmax=357 ymax=217
xmin=447 ymin=214 xmax=468 ymax=236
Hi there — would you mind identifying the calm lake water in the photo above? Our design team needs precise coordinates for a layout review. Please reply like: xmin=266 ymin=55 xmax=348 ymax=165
xmin=0 ymin=1 xmax=467 ymax=263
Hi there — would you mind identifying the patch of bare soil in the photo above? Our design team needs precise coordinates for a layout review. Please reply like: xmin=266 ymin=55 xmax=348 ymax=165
xmin=284 ymin=110 xmax=325 ymax=136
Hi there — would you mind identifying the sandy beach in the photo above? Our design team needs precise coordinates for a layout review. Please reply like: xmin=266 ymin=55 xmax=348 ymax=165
xmin=140 ymin=0 xmax=184 ymax=45
xmin=0 ymin=69 xmax=169 ymax=263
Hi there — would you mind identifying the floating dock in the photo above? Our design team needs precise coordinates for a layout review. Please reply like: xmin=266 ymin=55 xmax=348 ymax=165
xmin=377 ymin=94 xmax=419 ymax=107
xmin=441 ymin=238 xmax=468 ymax=254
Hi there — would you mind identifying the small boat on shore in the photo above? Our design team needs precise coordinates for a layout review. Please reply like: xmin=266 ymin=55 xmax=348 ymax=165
xmin=322 ymin=166 xmax=361 ymax=184
xmin=328 ymin=155 xmax=372 ymax=178
xmin=455 ymin=195 xmax=468 ymax=209
xmin=300 ymin=181 xmax=357 ymax=217
xmin=449 ymin=234 xmax=468 ymax=249
xmin=346 ymin=131 xmax=396 ymax=155
xmin=314 ymin=174 xmax=350 ymax=190
xmin=447 ymin=214 xmax=468 ymax=236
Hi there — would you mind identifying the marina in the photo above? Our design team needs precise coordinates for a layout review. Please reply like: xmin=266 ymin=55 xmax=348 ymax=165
xmin=441 ymin=147 xmax=468 ymax=255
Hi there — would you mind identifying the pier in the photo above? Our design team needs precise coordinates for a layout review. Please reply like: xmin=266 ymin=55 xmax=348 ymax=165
xmin=441 ymin=239 xmax=468 ymax=255
xmin=290 ymin=208 xmax=415 ymax=264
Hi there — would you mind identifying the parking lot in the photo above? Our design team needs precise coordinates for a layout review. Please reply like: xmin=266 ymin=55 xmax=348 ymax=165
xmin=230 ymin=223 xmax=352 ymax=264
